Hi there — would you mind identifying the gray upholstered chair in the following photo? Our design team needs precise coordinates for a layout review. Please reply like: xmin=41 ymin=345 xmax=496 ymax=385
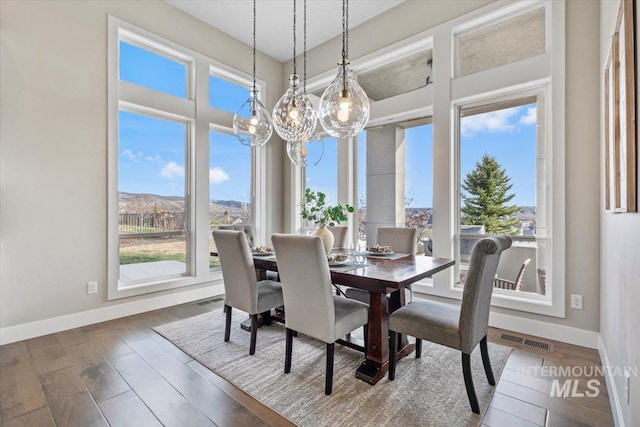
xmin=271 ymin=234 xmax=369 ymax=395
xmin=345 ymin=227 xmax=419 ymax=304
xmin=388 ymin=236 xmax=512 ymax=414
xmin=212 ymin=230 xmax=283 ymax=355
xmin=327 ymin=225 xmax=348 ymax=249
xmin=218 ymin=224 xmax=255 ymax=247
xmin=494 ymin=258 xmax=531 ymax=291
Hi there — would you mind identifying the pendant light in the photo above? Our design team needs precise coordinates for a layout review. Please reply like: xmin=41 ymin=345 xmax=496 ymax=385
xmin=233 ymin=0 xmax=273 ymax=147
xmin=287 ymin=0 xmax=325 ymax=168
xmin=272 ymin=0 xmax=317 ymax=143
xmin=318 ymin=0 xmax=369 ymax=138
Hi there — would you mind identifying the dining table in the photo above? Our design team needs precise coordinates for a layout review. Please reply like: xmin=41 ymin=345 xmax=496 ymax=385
xmin=250 ymin=251 xmax=456 ymax=385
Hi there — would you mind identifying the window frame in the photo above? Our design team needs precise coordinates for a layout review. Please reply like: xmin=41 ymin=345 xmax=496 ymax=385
xmin=108 ymin=17 xmax=267 ymax=299
xmin=300 ymin=0 xmax=565 ymax=317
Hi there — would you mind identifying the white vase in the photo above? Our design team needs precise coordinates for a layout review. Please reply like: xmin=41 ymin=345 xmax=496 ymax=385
xmin=314 ymin=226 xmax=334 ymax=253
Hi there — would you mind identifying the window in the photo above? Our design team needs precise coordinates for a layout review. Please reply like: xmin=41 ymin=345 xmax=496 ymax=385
xmin=455 ymin=93 xmax=548 ymax=298
xmin=304 ymin=137 xmax=338 ymax=231
xmin=209 ymin=130 xmax=252 ymax=270
xmin=304 ymin=0 xmax=563 ymax=317
xmin=108 ymin=18 xmax=266 ymax=299
xmin=209 ymin=74 xmax=250 ymax=114
xmin=404 ymin=120 xmax=433 ymax=255
xmin=119 ymin=40 xmax=188 ymax=98
xmin=118 ymin=111 xmax=189 ymax=284
xmin=455 ymin=8 xmax=545 ymax=77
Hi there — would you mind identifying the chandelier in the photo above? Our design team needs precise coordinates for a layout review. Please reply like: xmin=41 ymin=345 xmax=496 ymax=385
xmin=272 ymin=0 xmax=317 ymax=143
xmin=232 ymin=0 xmax=273 ymax=147
xmin=318 ymin=0 xmax=369 ymax=138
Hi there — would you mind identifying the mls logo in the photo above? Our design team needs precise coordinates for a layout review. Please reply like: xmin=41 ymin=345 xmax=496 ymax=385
xmin=550 ymin=379 xmax=601 ymax=398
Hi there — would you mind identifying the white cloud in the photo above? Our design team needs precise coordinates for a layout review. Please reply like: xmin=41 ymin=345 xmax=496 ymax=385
xmin=145 ymin=154 xmax=163 ymax=163
xmin=461 ymin=108 xmax=520 ymax=136
xmin=122 ymin=149 xmax=142 ymax=161
xmin=161 ymin=161 xmax=185 ymax=179
xmin=209 ymin=167 xmax=230 ymax=184
xmin=519 ymin=107 xmax=537 ymax=125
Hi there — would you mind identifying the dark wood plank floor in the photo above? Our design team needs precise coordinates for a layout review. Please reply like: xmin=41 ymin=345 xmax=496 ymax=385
xmin=0 ymin=299 xmax=614 ymax=426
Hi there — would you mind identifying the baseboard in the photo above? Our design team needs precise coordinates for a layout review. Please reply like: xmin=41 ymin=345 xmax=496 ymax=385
xmin=488 ymin=311 xmax=599 ymax=349
xmin=598 ymin=334 xmax=626 ymax=427
xmin=0 ymin=283 xmax=225 ymax=345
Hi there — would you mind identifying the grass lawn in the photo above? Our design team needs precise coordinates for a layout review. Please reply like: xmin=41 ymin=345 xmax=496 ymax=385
xmin=119 ymin=239 xmax=220 ymax=268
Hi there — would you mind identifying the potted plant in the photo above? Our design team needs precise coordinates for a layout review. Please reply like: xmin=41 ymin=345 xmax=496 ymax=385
xmin=301 ymin=188 xmax=354 ymax=252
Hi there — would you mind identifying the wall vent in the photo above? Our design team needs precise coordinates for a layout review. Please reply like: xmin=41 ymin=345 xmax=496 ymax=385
xmin=496 ymin=332 xmax=554 ymax=352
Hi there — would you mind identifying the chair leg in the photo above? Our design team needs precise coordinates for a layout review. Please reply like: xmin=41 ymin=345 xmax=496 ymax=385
xmin=262 ymin=310 xmax=272 ymax=326
xmin=462 ymin=353 xmax=480 ymax=414
xmin=415 ymin=338 xmax=422 ymax=359
xmin=224 ymin=305 xmax=232 ymax=342
xmin=363 ymin=325 xmax=369 ymax=344
xmin=388 ymin=331 xmax=398 ymax=380
xmin=480 ymin=336 xmax=495 ymax=385
xmin=249 ymin=314 xmax=258 ymax=355
xmin=284 ymin=328 xmax=293 ymax=374
xmin=325 ymin=343 xmax=335 ymax=395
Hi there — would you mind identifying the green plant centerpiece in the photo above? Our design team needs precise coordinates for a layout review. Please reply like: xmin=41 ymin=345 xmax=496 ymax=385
xmin=301 ymin=188 xmax=354 ymax=252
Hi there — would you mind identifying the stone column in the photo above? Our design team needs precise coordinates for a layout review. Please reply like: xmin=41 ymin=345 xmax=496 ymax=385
xmin=365 ymin=124 xmax=406 ymax=246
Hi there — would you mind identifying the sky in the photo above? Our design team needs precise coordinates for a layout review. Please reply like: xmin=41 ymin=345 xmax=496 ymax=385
xmin=118 ymin=41 xmax=537 ymax=208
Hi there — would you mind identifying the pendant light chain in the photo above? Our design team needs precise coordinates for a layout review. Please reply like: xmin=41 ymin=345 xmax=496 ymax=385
xmin=252 ymin=0 xmax=257 ymax=94
xmin=292 ymin=0 xmax=297 ymax=76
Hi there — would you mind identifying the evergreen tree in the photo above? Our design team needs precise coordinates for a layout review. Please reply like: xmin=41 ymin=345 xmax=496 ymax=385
xmin=461 ymin=154 xmax=520 ymax=234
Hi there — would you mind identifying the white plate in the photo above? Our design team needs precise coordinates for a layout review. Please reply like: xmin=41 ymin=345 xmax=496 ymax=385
xmin=328 ymin=260 xmax=350 ymax=267
xmin=365 ymin=251 xmax=394 ymax=256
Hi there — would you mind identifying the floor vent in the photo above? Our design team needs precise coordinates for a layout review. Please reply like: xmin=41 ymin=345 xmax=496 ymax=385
xmin=497 ymin=333 xmax=524 ymax=345
xmin=497 ymin=332 xmax=554 ymax=352
xmin=196 ymin=297 xmax=224 ymax=306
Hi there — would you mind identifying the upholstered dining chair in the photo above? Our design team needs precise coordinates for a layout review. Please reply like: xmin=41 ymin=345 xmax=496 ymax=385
xmin=345 ymin=227 xmax=419 ymax=304
xmin=494 ymin=258 xmax=531 ymax=291
xmin=327 ymin=225 xmax=348 ymax=249
xmin=212 ymin=230 xmax=284 ymax=356
xmin=387 ymin=236 xmax=512 ymax=413
xmin=271 ymin=234 xmax=369 ymax=395
xmin=217 ymin=224 xmax=255 ymax=247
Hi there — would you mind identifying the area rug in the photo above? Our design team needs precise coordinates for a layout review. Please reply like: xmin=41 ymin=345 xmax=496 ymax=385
xmin=154 ymin=310 xmax=512 ymax=427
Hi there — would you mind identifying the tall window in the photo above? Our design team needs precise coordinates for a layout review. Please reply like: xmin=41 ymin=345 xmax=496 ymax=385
xmin=404 ymin=121 xmax=433 ymax=254
xmin=356 ymin=131 xmax=367 ymax=247
xmin=118 ymin=111 xmax=189 ymax=284
xmin=109 ymin=19 xmax=265 ymax=299
xmin=304 ymin=137 xmax=338 ymax=232
xmin=456 ymin=93 xmax=547 ymax=296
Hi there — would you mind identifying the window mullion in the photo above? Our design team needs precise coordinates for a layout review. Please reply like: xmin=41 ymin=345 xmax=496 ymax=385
xmin=119 ymin=80 xmax=195 ymax=121
xmin=194 ymin=60 xmax=211 ymax=278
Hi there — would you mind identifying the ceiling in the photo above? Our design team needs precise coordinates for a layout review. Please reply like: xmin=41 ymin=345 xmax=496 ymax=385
xmin=165 ymin=0 xmax=405 ymax=62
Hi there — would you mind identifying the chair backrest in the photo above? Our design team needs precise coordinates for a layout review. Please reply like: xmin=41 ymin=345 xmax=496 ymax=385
xmin=536 ymin=268 xmax=546 ymax=295
xmin=514 ymin=258 xmax=531 ymax=291
xmin=459 ymin=236 xmax=512 ymax=354
xmin=271 ymin=234 xmax=336 ymax=343
xmin=212 ymin=230 xmax=258 ymax=314
xmin=218 ymin=225 xmax=255 ymax=247
xmin=327 ymin=225 xmax=348 ymax=249
xmin=376 ymin=227 xmax=418 ymax=254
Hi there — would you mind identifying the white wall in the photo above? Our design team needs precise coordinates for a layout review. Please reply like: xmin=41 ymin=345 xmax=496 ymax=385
xmin=0 ymin=0 xmax=284 ymax=337
xmin=599 ymin=1 xmax=640 ymax=425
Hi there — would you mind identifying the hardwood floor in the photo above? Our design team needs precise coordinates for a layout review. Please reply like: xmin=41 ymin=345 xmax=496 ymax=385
xmin=0 ymin=299 xmax=614 ymax=426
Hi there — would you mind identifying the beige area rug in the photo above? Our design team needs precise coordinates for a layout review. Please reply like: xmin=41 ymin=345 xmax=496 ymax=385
xmin=154 ymin=310 xmax=512 ymax=427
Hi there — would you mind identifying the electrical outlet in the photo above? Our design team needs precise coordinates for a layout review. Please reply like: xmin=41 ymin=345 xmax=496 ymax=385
xmin=625 ymin=369 xmax=630 ymax=404
xmin=87 ymin=281 xmax=98 ymax=295
xmin=570 ymin=294 xmax=583 ymax=309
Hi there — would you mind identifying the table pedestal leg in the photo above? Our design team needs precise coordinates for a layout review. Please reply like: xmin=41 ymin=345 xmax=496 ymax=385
xmin=356 ymin=292 xmax=389 ymax=384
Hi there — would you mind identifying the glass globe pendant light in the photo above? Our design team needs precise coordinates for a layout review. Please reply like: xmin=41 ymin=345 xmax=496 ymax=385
xmin=286 ymin=138 xmax=324 ymax=168
xmin=233 ymin=0 xmax=273 ymax=147
xmin=272 ymin=0 xmax=316 ymax=143
xmin=318 ymin=0 xmax=369 ymax=138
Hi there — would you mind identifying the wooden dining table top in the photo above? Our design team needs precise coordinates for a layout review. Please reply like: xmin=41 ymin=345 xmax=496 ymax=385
xmin=250 ymin=253 xmax=455 ymax=293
